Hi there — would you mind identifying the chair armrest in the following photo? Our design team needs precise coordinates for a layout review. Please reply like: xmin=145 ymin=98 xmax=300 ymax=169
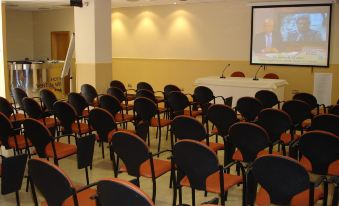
xmin=152 ymin=149 xmax=172 ymax=157
xmin=52 ymin=134 xmax=78 ymax=141
xmin=214 ymin=96 xmax=226 ymax=101
xmin=75 ymin=181 xmax=98 ymax=193
xmin=223 ymin=161 xmax=237 ymax=171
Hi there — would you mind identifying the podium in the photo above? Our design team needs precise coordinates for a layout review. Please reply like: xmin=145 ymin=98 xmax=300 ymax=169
xmin=194 ymin=76 xmax=288 ymax=106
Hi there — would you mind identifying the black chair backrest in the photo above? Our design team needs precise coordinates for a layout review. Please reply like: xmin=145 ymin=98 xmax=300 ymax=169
xmin=137 ymin=82 xmax=154 ymax=92
xmin=99 ymin=94 xmax=121 ymax=117
xmin=0 ymin=112 xmax=14 ymax=148
xmin=299 ymin=131 xmax=339 ymax=175
xmin=236 ymin=97 xmax=263 ymax=122
xmin=76 ymin=134 xmax=96 ymax=170
xmin=194 ymin=86 xmax=214 ymax=105
xmin=329 ymin=104 xmax=339 ymax=115
xmin=252 ymin=155 xmax=311 ymax=205
xmin=68 ymin=92 xmax=89 ymax=116
xmin=135 ymin=120 xmax=150 ymax=142
xmin=1 ymin=154 xmax=28 ymax=195
xmin=0 ymin=97 xmax=15 ymax=118
xmin=310 ymin=114 xmax=339 ymax=136
xmin=207 ymin=104 xmax=238 ymax=137
xmin=136 ymin=89 xmax=157 ymax=103
xmin=110 ymin=80 xmax=127 ymax=93
xmin=53 ymin=101 xmax=77 ymax=134
xmin=28 ymin=158 xmax=76 ymax=206
xmin=97 ymin=178 xmax=155 ymax=206
xmin=107 ymin=87 xmax=126 ymax=103
xmin=282 ymin=100 xmax=312 ymax=126
xmin=40 ymin=89 xmax=58 ymax=113
xmin=255 ymin=90 xmax=280 ymax=109
xmin=293 ymin=92 xmax=318 ymax=111
xmin=110 ymin=131 xmax=149 ymax=177
xmin=166 ymin=91 xmax=190 ymax=118
xmin=88 ymin=108 xmax=117 ymax=142
xmin=173 ymin=140 xmax=219 ymax=190
xmin=12 ymin=87 xmax=28 ymax=109
xmin=22 ymin=97 xmax=43 ymax=119
xmin=256 ymin=108 xmax=292 ymax=143
xmin=133 ymin=97 xmax=157 ymax=122
xmin=23 ymin=118 xmax=52 ymax=158
xmin=171 ymin=115 xmax=206 ymax=141
xmin=228 ymin=122 xmax=270 ymax=162
xmin=164 ymin=84 xmax=181 ymax=99
xmin=81 ymin=84 xmax=98 ymax=106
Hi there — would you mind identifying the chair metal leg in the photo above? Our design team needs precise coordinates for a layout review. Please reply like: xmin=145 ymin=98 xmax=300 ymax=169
xmin=30 ymin=178 xmax=38 ymax=206
xmin=101 ymin=141 xmax=105 ymax=159
xmin=157 ymin=127 xmax=162 ymax=156
xmin=191 ymin=188 xmax=195 ymax=206
xmin=332 ymin=184 xmax=338 ymax=206
xmin=323 ymin=181 xmax=328 ymax=206
xmin=85 ymin=167 xmax=89 ymax=185
xmin=15 ymin=191 xmax=20 ymax=206
xmin=152 ymin=178 xmax=157 ymax=202
xmin=179 ymin=186 xmax=183 ymax=205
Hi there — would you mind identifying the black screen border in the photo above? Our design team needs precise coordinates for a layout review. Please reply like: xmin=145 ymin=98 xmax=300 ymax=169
xmin=250 ymin=4 xmax=332 ymax=68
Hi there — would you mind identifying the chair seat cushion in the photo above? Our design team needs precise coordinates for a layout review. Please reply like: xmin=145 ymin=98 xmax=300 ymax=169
xmin=150 ymin=118 xmax=171 ymax=127
xmin=180 ymin=171 xmax=242 ymax=194
xmin=300 ymin=156 xmax=339 ymax=176
xmin=59 ymin=188 xmax=96 ymax=206
xmin=106 ymin=129 xmax=135 ymax=143
xmin=10 ymin=113 xmax=26 ymax=122
xmin=39 ymin=118 xmax=57 ymax=128
xmin=280 ymin=133 xmax=301 ymax=145
xmin=115 ymin=113 xmax=134 ymax=122
xmin=45 ymin=142 xmax=77 ymax=159
xmin=183 ymin=110 xmax=202 ymax=117
xmin=232 ymin=150 xmax=280 ymax=162
xmin=202 ymin=141 xmax=224 ymax=152
xmin=256 ymin=187 xmax=323 ymax=206
xmin=121 ymin=103 xmax=133 ymax=111
xmin=8 ymin=135 xmax=32 ymax=149
xmin=120 ymin=159 xmax=171 ymax=178
xmin=71 ymin=123 xmax=91 ymax=134
xmin=301 ymin=119 xmax=311 ymax=129
xmin=82 ymin=109 xmax=90 ymax=117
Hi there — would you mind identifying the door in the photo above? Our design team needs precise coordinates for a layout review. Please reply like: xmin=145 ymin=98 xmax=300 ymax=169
xmin=51 ymin=31 xmax=70 ymax=60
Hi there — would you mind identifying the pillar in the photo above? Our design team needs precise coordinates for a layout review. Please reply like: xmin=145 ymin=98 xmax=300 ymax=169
xmin=74 ymin=0 xmax=112 ymax=93
xmin=0 ymin=3 xmax=9 ymax=98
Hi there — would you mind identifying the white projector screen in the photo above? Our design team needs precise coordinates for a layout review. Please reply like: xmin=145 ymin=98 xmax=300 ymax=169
xmin=250 ymin=4 xmax=332 ymax=67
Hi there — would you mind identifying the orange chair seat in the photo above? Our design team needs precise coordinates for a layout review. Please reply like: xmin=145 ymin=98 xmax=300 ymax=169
xmin=53 ymin=188 xmax=96 ymax=206
xmin=211 ymin=127 xmax=218 ymax=135
xmin=71 ymin=122 xmax=91 ymax=134
xmin=115 ymin=113 xmax=134 ymax=122
xmin=150 ymin=118 xmax=171 ymax=127
xmin=121 ymin=103 xmax=133 ymax=111
xmin=202 ymin=141 xmax=224 ymax=152
xmin=39 ymin=118 xmax=57 ymax=128
xmin=8 ymin=135 xmax=32 ymax=149
xmin=301 ymin=119 xmax=311 ymax=129
xmin=183 ymin=110 xmax=202 ymax=117
xmin=256 ymin=187 xmax=323 ymax=206
xmin=280 ymin=133 xmax=301 ymax=145
xmin=106 ymin=129 xmax=135 ymax=143
xmin=120 ymin=159 xmax=171 ymax=178
xmin=300 ymin=156 xmax=339 ymax=176
xmin=155 ymin=96 xmax=164 ymax=103
xmin=45 ymin=142 xmax=77 ymax=159
xmin=82 ymin=109 xmax=90 ymax=117
xmin=232 ymin=150 xmax=280 ymax=162
xmin=126 ymin=94 xmax=136 ymax=101
xmin=10 ymin=113 xmax=26 ymax=122
xmin=180 ymin=171 xmax=242 ymax=194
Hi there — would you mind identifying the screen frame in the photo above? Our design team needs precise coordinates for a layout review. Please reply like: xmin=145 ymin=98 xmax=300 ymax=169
xmin=250 ymin=4 xmax=332 ymax=68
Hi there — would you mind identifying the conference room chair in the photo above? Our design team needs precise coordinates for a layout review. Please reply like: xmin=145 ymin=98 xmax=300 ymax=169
xmin=255 ymin=90 xmax=282 ymax=109
xmin=0 ymin=96 xmax=25 ymax=127
xmin=282 ymin=100 xmax=313 ymax=134
xmin=137 ymin=81 xmax=165 ymax=103
xmin=0 ymin=112 xmax=32 ymax=155
xmin=0 ymin=154 xmax=28 ymax=206
xmin=206 ymin=104 xmax=239 ymax=165
xmin=99 ymin=94 xmax=134 ymax=127
xmin=28 ymin=158 xmax=97 ymax=206
xmin=235 ymin=96 xmax=263 ymax=122
xmin=22 ymin=96 xmax=57 ymax=127
xmin=293 ymin=92 xmax=326 ymax=115
xmin=80 ymin=83 xmax=100 ymax=107
xmin=166 ymin=91 xmax=201 ymax=119
xmin=163 ymin=84 xmax=181 ymax=98
xmin=110 ymin=79 xmax=136 ymax=101
xmin=39 ymin=88 xmax=59 ymax=115
xmin=107 ymin=86 xmax=134 ymax=114
xmin=136 ymin=89 xmax=167 ymax=114
xmin=251 ymin=155 xmax=324 ymax=206
xmin=329 ymin=104 xmax=339 ymax=115
xmin=133 ymin=97 xmax=171 ymax=153
xmin=230 ymin=71 xmax=245 ymax=77
xmin=171 ymin=115 xmax=224 ymax=153
xmin=110 ymin=131 xmax=171 ymax=202
xmin=298 ymin=130 xmax=339 ymax=206
xmin=256 ymin=108 xmax=294 ymax=156
xmin=171 ymin=140 xmax=243 ymax=206
xmin=11 ymin=87 xmax=29 ymax=114
xmin=53 ymin=101 xmax=92 ymax=139
xmin=263 ymin=73 xmax=279 ymax=79
xmin=96 ymin=178 xmax=155 ymax=206
xmin=68 ymin=92 xmax=91 ymax=118
xmin=309 ymin=114 xmax=339 ymax=136
xmin=23 ymin=118 xmax=77 ymax=166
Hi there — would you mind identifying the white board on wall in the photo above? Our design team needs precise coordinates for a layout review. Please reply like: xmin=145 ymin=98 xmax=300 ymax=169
xmin=313 ymin=73 xmax=332 ymax=106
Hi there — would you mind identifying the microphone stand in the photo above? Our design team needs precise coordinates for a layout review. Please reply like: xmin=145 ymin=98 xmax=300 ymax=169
xmin=220 ymin=64 xmax=231 ymax=79
xmin=253 ymin=65 xmax=264 ymax=81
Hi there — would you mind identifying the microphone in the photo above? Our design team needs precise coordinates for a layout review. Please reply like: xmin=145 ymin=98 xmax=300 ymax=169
xmin=253 ymin=65 xmax=264 ymax=81
xmin=220 ymin=64 xmax=231 ymax=79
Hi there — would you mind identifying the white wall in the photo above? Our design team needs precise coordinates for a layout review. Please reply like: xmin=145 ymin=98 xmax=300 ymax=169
xmin=6 ymin=10 xmax=34 ymax=60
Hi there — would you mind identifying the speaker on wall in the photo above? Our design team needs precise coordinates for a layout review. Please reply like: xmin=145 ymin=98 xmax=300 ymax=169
xmin=70 ymin=0 xmax=83 ymax=7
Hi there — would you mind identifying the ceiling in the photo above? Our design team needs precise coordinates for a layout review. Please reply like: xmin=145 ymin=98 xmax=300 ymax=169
xmin=3 ymin=0 xmax=336 ymax=11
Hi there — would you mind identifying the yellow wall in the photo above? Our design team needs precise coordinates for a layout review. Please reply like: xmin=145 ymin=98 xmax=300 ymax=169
xmin=6 ymin=10 xmax=34 ymax=60
xmin=111 ymin=1 xmax=339 ymax=104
